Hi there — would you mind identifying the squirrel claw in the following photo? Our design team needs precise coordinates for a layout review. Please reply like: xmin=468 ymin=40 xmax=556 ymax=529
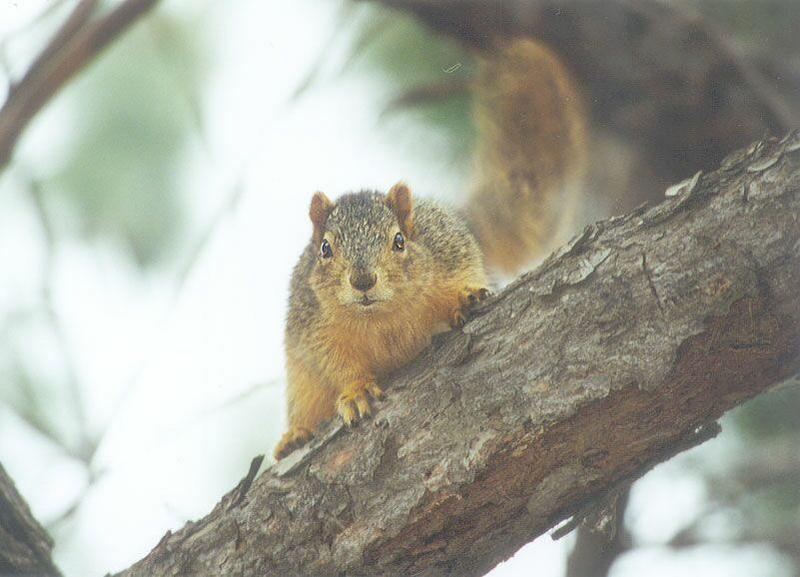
xmin=451 ymin=286 xmax=491 ymax=329
xmin=450 ymin=310 xmax=467 ymax=329
xmin=337 ymin=382 xmax=383 ymax=427
xmin=468 ymin=288 xmax=492 ymax=305
xmin=365 ymin=382 xmax=384 ymax=400
xmin=339 ymin=402 xmax=358 ymax=427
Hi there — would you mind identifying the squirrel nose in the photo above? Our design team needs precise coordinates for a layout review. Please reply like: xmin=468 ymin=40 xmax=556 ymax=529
xmin=350 ymin=270 xmax=377 ymax=292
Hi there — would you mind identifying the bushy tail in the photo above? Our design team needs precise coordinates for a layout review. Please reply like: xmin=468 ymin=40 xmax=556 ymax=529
xmin=467 ymin=39 xmax=588 ymax=275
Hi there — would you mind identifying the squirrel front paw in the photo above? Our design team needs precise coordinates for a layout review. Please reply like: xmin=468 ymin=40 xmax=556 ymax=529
xmin=450 ymin=287 xmax=492 ymax=328
xmin=336 ymin=382 xmax=384 ymax=427
xmin=273 ymin=426 xmax=313 ymax=460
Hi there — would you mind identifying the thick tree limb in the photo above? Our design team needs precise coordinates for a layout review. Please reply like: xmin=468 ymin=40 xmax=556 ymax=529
xmin=0 ymin=0 xmax=161 ymax=172
xmin=0 ymin=463 xmax=60 ymax=577
xmin=115 ymin=134 xmax=800 ymax=576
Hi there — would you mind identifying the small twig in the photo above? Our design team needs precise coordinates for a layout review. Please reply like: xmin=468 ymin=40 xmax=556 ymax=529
xmin=228 ymin=455 xmax=265 ymax=510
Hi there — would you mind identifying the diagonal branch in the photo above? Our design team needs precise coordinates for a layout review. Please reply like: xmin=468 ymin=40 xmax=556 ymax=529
xmin=0 ymin=0 xmax=161 ymax=172
xmin=114 ymin=133 xmax=800 ymax=577
xmin=18 ymin=0 xmax=101 ymax=90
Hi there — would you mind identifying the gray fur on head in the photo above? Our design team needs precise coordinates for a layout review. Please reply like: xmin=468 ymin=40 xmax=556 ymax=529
xmin=324 ymin=191 xmax=399 ymax=270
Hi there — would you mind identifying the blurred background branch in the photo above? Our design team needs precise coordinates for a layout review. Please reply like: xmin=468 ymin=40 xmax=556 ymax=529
xmin=0 ymin=0 xmax=161 ymax=172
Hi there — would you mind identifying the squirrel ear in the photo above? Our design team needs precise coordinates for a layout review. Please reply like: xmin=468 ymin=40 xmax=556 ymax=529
xmin=386 ymin=181 xmax=413 ymax=236
xmin=309 ymin=191 xmax=333 ymax=243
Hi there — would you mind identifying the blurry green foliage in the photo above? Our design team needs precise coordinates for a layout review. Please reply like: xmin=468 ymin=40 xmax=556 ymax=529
xmin=45 ymin=12 xmax=207 ymax=267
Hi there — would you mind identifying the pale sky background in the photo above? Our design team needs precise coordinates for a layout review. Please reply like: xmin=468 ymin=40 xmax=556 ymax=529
xmin=0 ymin=1 xmax=794 ymax=577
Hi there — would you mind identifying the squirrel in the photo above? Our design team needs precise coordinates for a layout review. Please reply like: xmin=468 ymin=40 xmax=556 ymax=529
xmin=273 ymin=38 xmax=587 ymax=460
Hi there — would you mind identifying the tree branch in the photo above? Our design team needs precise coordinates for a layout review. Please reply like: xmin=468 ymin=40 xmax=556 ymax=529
xmin=0 ymin=463 xmax=60 ymax=577
xmin=114 ymin=133 xmax=800 ymax=576
xmin=0 ymin=0 xmax=161 ymax=172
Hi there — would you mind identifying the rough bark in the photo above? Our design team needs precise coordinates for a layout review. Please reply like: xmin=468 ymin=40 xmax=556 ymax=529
xmin=114 ymin=133 xmax=800 ymax=577
xmin=374 ymin=0 xmax=800 ymax=206
xmin=0 ymin=463 xmax=61 ymax=577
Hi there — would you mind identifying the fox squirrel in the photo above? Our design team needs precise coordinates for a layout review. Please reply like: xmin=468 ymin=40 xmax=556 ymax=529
xmin=273 ymin=38 xmax=587 ymax=459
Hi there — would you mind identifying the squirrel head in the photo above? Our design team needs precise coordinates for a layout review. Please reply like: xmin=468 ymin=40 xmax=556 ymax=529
xmin=307 ymin=182 xmax=425 ymax=314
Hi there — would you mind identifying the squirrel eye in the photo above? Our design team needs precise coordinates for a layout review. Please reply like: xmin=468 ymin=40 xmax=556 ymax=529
xmin=320 ymin=239 xmax=333 ymax=259
xmin=393 ymin=232 xmax=405 ymax=252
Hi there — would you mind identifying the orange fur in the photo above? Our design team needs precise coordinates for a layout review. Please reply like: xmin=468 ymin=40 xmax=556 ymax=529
xmin=272 ymin=35 xmax=588 ymax=459
xmin=274 ymin=233 xmax=487 ymax=460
